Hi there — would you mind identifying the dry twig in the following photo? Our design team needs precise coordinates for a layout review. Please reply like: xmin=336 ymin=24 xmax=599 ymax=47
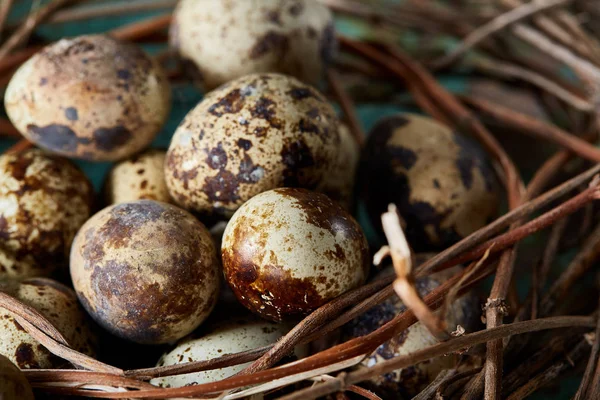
xmin=0 ymin=0 xmax=80 ymax=59
xmin=381 ymin=204 xmax=449 ymax=340
xmin=433 ymin=0 xmax=571 ymax=69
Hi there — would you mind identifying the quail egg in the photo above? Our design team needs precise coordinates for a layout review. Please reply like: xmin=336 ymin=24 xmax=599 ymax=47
xmin=0 ymin=149 xmax=93 ymax=279
xmin=4 ymin=34 xmax=171 ymax=161
xmin=0 ymin=354 xmax=34 ymax=400
xmin=343 ymin=269 xmax=480 ymax=398
xmin=222 ymin=188 xmax=369 ymax=321
xmin=70 ymin=200 xmax=220 ymax=344
xmin=359 ymin=114 xmax=499 ymax=251
xmin=165 ymin=73 xmax=339 ymax=218
xmin=103 ymin=149 xmax=172 ymax=205
xmin=152 ymin=316 xmax=306 ymax=388
xmin=170 ymin=0 xmax=335 ymax=90
xmin=0 ymin=278 xmax=96 ymax=369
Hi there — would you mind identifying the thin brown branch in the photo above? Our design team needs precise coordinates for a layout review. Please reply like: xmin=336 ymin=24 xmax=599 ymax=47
xmin=463 ymin=96 xmax=600 ymax=162
xmin=0 ymin=0 xmax=13 ymax=40
xmin=109 ymin=13 xmax=172 ymax=41
xmin=0 ymin=45 xmax=41 ymax=77
xmin=29 ymin=263 xmax=493 ymax=398
xmin=433 ymin=0 xmax=571 ymax=69
xmin=469 ymin=56 xmax=593 ymax=111
xmin=25 ymin=370 xmax=154 ymax=390
xmin=416 ymin=162 xmax=600 ymax=277
xmin=506 ymin=338 xmax=590 ymax=399
xmin=445 ymin=184 xmax=600 ymax=269
xmin=437 ymin=367 xmax=483 ymax=398
xmin=279 ymin=316 xmax=597 ymax=400
xmin=4 ymin=139 xmax=33 ymax=154
xmin=503 ymin=332 xmax=582 ymax=393
xmin=327 ymin=69 xmax=365 ymax=146
xmin=0 ymin=292 xmax=68 ymax=344
xmin=0 ymin=117 xmax=20 ymax=137
xmin=48 ymin=0 xmax=176 ymax=24
xmin=540 ymin=221 xmax=600 ymax=316
xmin=412 ymin=369 xmax=456 ymax=400
xmin=510 ymin=22 xmax=600 ymax=83
xmin=0 ymin=0 xmax=80 ymax=59
xmin=0 ymin=292 xmax=122 ymax=374
xmin=575 ymin=298 xmax=600 ymax=400
xmin=233 ymin=273 xmax=394 ymax=376
xmin=346 ymin=385 xmax=382 ymax=400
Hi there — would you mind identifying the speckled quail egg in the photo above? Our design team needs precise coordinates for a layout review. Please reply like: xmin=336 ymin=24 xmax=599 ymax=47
xmin=0 ymin=149 xmax=93 ymax=279
xmin=170 ymin=0 xmax=335 ymax=90
xmin=152 ymin=316 xmax=306 ymax=388
xmin=4 ymin=34 xmax=171 ymax=161
xmin=222 ymin=188 xmax=369 ymax=321
xmin=103 ymin=149 xmax=172 ymax=205
xmin=343 ymin=269 xmax=480 ymax=398
xmin=0 ymin=354 xmax=34 ymax=400
xmin=70 ymin=200 xmax=220 ymax=344
xmin=317 ymin=123 xmax=360 ymax=210
xmin=0 ymin=278 xmax=96 ymax=369
xmin=165 ymin=73 xmax=339 ymax=218
xmin=359 ymin=114 xmax=499 ymax=251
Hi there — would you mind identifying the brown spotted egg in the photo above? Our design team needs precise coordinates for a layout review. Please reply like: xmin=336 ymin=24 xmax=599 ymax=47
xmin=359 ymin=114 xmax=499 ymax=251
xmin=0 ymin=149 xmax=93 ymax=279
xmin=70 ymin=200 xmax=220 ymax=344
xmin=343 ymin=268 xmax=480 ymax=398
xmin=4 ymin=35 xmax=171 ymax=161
xmin=152 ymin=316 xmax=306 ymax=388
xmin=0 ymin=354 xmax=34 ymax=400
xmin=165 ymin=73 xmax=339 ymax=218
xmin=221 ymin=188 xmax=369 ymax=321
xmin=170 ymin=0 xmax=335 ymax=90
xmin=103 ymin=149 xmax=172 ymax=205
xmin=0 ymin=278 xmax=96 ymax=370
xmin=317 ymin=123 xmax=360 ymax=210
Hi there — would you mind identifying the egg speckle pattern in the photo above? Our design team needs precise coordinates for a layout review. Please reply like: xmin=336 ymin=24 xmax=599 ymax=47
xmin=0 ymin=354 xmax=34 ymax=400
xmin=344 ymin=269 xmax=480 ymax=397
xmin=222 ymin=188 xmax=369 ymax=321
xmin=0 ymin=278 xmax=96 ymax=370
xmin=4 ymin=35 xmax=171 ymax=161
xmin=170 ymin=0 xmax=335 ymax=90
xmin=360 ymin=114 xmax=498 ymax=250
xmin=70 ymin=200 xmax=220 ymax=344
xmin=165 ymin=73 xmax=339 ymax=218
xmin=0 ymin=149 xmax=93 ymax=279
xmin=152 ymin=317 xmax=304 ymax=388
xmin=104 ymin=149 xmax=172 ymax=205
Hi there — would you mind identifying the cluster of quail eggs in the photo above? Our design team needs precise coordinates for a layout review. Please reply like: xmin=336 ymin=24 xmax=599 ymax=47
xmin=0 ymin=0 xmax=497 ymax=398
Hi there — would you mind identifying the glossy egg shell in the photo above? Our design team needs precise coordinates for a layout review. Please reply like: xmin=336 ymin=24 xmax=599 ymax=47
xmin=359 ymin=113 xmax=498 ymax=251
xmin=170 ymin=0 xmax=335 ymax=90
xmin=0 ymin=278 xmax=96 ymax=370
xmin=152 ymin=317 xmax=305 ymax=388
xmin=5 ymin=35 xmax=171 ymax=161
xmin=103 ymin=149 xmax=172 ymax=205
xmin=70 ymin=200 xmax=220 ymax=344
xmin=344 ymin=271 xmax=480 ymax=397
xmin=165 ymin=73 xmax=339 ymax=218
xmin=0 ymin=149 xmax=93 ymax=279
xmin=222 ymin=188 xmax=369 ymax=321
